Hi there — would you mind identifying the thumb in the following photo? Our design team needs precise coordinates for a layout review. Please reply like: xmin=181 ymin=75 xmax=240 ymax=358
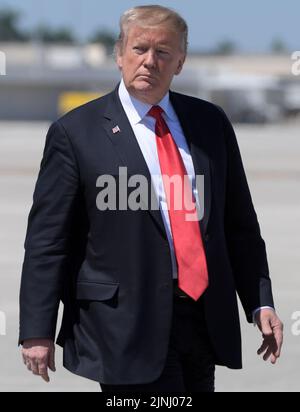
xmin=48 ymin=346 xmax=56 ymax=372
xmin=261 ymin=318 xmax=273 ymax=337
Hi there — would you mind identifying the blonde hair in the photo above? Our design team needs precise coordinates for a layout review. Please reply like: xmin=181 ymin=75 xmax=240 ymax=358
xmin=116 ymin=5 xmax=188 ymax=54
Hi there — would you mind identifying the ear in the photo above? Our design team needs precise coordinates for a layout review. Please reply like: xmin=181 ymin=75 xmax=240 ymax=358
xmin=175 ymin=55 xmax=186 ymax=75
xmin=115 ymin=43 xmax=123 ymax=70
xmin=116 ymin=54 xmax=123 ymax=70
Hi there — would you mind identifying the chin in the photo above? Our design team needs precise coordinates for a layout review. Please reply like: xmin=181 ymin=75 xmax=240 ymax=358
xmin=127 ymin=80 xmax=162 ymax=103
xmin=135 ymin=80 xmax=156 ymax=91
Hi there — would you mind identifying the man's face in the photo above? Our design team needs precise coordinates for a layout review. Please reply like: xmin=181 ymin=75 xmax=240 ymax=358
xmin=117 ymin=24 xmax=186 ymax=104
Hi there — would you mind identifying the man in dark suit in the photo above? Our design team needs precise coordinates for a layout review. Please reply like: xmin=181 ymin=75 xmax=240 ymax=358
xmin=19 ymin=5 xmax=283 ymax=392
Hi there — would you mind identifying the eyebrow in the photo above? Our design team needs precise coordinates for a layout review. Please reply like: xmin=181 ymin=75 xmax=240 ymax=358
xmin=132 ymin=41 xmax=172 ymax=49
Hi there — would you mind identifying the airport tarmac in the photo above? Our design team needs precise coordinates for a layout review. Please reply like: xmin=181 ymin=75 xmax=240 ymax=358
xmin=0 ymin=119 xmax=299 ymax=392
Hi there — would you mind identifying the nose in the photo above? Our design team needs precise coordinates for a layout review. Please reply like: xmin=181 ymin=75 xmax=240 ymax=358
xmin=143 ymin=50 xmax=157 ymax=69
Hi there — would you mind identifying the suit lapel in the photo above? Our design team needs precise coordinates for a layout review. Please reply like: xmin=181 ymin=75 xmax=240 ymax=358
xmin=102 ymin=88 xmax=167 ymax=236
xmin=170 ymin=92 xmax=212 ymax=235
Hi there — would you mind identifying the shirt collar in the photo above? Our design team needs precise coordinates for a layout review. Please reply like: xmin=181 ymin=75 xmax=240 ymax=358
xmin=118 ymin=78 xmax=176 ymax=125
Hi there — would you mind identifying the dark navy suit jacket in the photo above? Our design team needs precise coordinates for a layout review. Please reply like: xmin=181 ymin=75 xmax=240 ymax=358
xmin=19 ymin=86 xmax=274 ymax=384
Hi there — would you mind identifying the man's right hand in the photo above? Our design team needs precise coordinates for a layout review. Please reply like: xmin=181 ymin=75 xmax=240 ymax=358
xmin=22 ymin=339 xmax=56 ymax=382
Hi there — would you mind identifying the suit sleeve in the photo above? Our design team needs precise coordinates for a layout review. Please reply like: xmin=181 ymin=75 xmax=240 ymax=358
xmin=220 ymin=108 xmax=275 ymax=323
xmin=19 ymin=121 xmax=80 ymax=344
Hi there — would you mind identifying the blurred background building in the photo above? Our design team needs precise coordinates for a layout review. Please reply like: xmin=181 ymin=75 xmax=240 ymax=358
xmin=0 ymin=1 xmax=299 ymax=122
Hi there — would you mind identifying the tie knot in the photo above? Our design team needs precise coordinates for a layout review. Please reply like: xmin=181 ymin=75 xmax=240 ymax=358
xmin=148 ymin=105 xmax=164 ymax=120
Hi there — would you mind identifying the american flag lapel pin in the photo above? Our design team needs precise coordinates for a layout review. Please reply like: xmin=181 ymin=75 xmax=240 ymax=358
xmin=112 ymin=125 xmax=121 ymax=134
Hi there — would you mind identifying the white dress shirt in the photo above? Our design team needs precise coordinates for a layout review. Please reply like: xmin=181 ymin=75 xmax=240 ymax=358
xmin=118 ymin=78 xmax=199 ymax=279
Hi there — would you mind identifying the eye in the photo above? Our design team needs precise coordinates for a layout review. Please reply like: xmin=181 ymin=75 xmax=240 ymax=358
xmin=157 ymin=49 xmax=170 ymax=57
xmin=133 ymin=46 xmax=147 ymax=54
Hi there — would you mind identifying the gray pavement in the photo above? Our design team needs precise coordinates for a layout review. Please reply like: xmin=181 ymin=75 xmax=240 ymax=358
xmin=0 ymin=119 xmax=299 ymax=392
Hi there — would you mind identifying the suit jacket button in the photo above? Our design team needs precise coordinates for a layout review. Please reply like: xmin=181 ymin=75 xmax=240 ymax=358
xmin=204 ymin=234 xmax=210 ymax=242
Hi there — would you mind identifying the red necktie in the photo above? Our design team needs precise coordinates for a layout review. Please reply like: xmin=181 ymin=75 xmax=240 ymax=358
xmin=148 ymin=105 xmax=209 ymax=300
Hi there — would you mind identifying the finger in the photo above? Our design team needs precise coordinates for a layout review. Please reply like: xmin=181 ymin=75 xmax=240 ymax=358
xmin=31 ymin=362 xmax=39 ymax=375
xmin=274 ymin=343 xmax=282 ymax=359
xmin=257 ymin=347 xmax=265 ymax=355
xmin=41 ymin=374 xmax=50 ymax=383
xmin=38 ymin=358 xmax=50 ymax=382
xmin=258 ymin=345 xmax=270 ymax=359
xmin=48 ymin=347 xmax=56 ymax=372
xmin=38 ymin=363 xmax=50 ymax=382
xmin=30 ymin=360 xmax=39 ymax=375
xmin=38 ymin=362 xmax=48 ymax=375
xmin=270 ymin=353 xmax=277 ymax=364
xmin=273 ymin=327 xmax=283 ymax=357
xmin=260 ymin=314 xmax=274 ymax=336
xmin=261 ymin=321 xmax=273 ymax=338
xmin=22 ymin=353 xmax=27 ymax=365
xmin=27 ymin=359 xmax=38 ymax=374
xmin=263 ymin=347 xmax=272 ymax=361
xmin=257 ymin=340 xmax=268 ymax=355
xmin=275 ymin=344 xmax=282 ymax=358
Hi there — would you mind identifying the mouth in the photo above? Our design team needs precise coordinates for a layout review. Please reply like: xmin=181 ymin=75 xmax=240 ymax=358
xmin=137 ymin=74 xmax=155 ymax=80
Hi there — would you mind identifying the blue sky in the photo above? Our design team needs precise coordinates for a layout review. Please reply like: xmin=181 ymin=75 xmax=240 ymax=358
xmin=0 ymin=0 xmax=299 ymax=52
